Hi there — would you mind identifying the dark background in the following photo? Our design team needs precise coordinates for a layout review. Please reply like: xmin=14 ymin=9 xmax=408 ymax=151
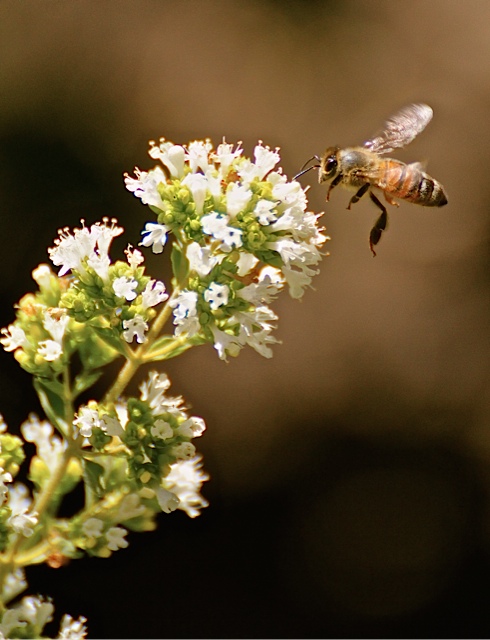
xmin=1 ymin=1 xmax=489 ymax=637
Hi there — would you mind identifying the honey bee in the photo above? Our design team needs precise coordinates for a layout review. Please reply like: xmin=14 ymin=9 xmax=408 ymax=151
xmin=296 ymin=104 xmax=448 ymax=256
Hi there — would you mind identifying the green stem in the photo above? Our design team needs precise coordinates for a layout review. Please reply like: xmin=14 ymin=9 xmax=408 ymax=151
xmin=0 ymin=366 xmax=80 ymax=605
xmin=103 ymin=287 xmax=180 ymax=405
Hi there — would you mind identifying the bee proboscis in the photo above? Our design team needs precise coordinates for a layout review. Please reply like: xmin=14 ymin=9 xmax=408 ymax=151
xmin=295 ymin=104 xmax=448 ymax=256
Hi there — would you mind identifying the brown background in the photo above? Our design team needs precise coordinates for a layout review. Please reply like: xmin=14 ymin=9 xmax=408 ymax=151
xmin=0 ymin=1 xmax=489 ymax=637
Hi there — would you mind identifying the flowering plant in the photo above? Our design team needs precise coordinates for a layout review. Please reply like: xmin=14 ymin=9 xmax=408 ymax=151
xmin=0 ymin=138 xmax=327 ymax=637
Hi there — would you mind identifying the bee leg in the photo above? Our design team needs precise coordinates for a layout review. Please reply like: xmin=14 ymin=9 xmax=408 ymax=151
xmin=347 ymin=183 xmax=370 ymax=210
xmin=368 ymin=192 xmax=388 ymax=257
xmin=383 ymin=192 xmax=399 ymax=207
xmin=326 ymin=174 xmax=343 ymax=201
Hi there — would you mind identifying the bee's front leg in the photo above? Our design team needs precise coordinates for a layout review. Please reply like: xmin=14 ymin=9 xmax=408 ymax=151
xmin=347 ymin=182 xmax=370 ymax=210
xmin=326 ymin=174 xmax=343 ymax=201
xmin=368 ymin=192 xmax=388 ymax=257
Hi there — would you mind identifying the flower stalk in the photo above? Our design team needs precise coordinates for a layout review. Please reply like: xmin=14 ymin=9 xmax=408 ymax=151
xmin=0 ymin=137 xmax=327 ymax=637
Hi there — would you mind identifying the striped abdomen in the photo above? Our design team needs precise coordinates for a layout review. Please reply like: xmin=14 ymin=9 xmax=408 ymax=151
xmin=377 ymin=159 xmax=448 ymax=207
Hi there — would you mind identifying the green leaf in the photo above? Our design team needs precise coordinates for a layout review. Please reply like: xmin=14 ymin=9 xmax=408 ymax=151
xmin=91 ymin=326 xmax=128 ymax=357
xmin=33 ymin=377 xmax=68 ymax=433
xmin=73 ymin=370 xmax=104 ymax=397
xmin=83 ymin=459 xmax=106 ymax=498
xmin=145 ymin=334 xmax=206 ymax=362
xmin=171 ymin=243 xmax=190 ymax=286
xmin=78 ymin=331 xmax=120 ymax=369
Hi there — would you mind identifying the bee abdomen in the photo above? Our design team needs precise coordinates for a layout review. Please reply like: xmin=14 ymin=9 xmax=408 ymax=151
xmin=416 ymin=174 xmax=448 ymax=207
xmin=381 ymin=162 xmax=448 ymax=207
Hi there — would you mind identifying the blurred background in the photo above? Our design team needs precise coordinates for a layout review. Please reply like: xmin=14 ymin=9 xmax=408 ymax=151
xmin=0 ymin=0 xmax=489 ymax=637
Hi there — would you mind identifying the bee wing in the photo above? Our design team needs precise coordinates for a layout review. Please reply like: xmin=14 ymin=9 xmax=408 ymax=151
xmin=363 ymin=104 xmax=433 ymax=155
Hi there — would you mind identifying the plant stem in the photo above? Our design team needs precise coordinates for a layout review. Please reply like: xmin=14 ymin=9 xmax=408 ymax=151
xmin=103 ymin=287 xmax=180 ymax=405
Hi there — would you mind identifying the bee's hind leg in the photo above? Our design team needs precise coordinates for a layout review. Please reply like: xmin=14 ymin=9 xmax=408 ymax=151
xmin=368 ymin=192 xmax=388 ymax=257
xmin=347 ymin=183 xmax=370 ymax=209
xmin=383 ymin=192 xmax=399 ymax=207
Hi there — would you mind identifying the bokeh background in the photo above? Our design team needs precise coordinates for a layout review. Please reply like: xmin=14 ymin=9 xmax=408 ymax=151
xmin=1 ymin=0 xmax=489 ymax=637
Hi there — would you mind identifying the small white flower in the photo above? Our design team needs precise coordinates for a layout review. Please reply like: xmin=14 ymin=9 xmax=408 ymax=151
xmin=201 ymin=213 xmax=243 ymax=251
xmin=122 ymin=315 xmax=148 ymax=344
xmin=113 ymin=276 xmax=138 ymax=301
xmin=140 ymin=222 xmax=169 ymax=254
xmin=177 ymin=416 xmax=206 ymax=438
xmin=204 ymin=282 xmax=229 ymax=310
xmin=43 ymin=309 xmax=69 ymax=344
xmin=106 ymin=526 xmax=129 ymax=551
xmin=48 ymin=219 xmax=123 ymax=279
xmin=73 ymin=406 xmax=100 ymax=438
xmin=254 ymin=199 xmax=278 ymax=225
xmin=170 ymin=290 xmax=198 ymax=322
xmin=231 ymin=306 xmax=279 ymax=358
xmin=151 ymin=418 xmax=173 ymax=440
xmin=57 ymin=613 xmax=88 ymax=640
xmin=201 ymin=211 xmax=230 ymax=237
xmin=21 ymin=414 xmax=66 ymax=468
xmin=155 ymin=486 xmax=180 ymax=514
xmin=210 ymin=326 xmax=244 ymax=361
xmin=164 ymin=456 xmax=209 ymax=518
xmin=124 ymin=165 xmax=168 ymax=207
xmin=172 ymin=442 xmax=196 ymax=460
xmin=16 ymin=596 xmax=54 ymax=630
xmin=0 ymin=469 xmax=12 ymax=505
xmin=82 ymin=517 xmax=104 ymax=538
xmin=9 ymin=510 xmax=38 ymax=537
xmin=149 ymin=140 xmax=186 ymax=178
xmin=125 ymin=244 xmax=145 ymax=268
xmin=170 ymin=290 xmax=201 ymax=337
xmin=186 ymin=242 xmax=219 ymax=277
xmin=100 ymin=414 xmax=124 ymax=437
xmin=237 ymin=142 xmax=280 ymax=183
xmin=219 ymin=225 xmax=243 ymax=252
xmin=185 ymin=140 xmax=213 ymax=173
xmin=139 ymin=371 xmax=183 ymax=417
xmin=115 ymin=402 xmax=129 ymax=430
xmin=141 ymin=279 xmax=168 ymax=309
xmin=226 ymin=182 xmax=252 ymax=217
xmin=86 ymin=252 xmax=111 ymax=283
xmin=32 ymin=264 xmax=52 ymax=289
xmin=212 ymin=140 xmax=242 ymax=174
xmin=1 ymin=568 xmax=27 ymax=605
xmin=8 ymin=484 xmax=32 ymax=515
xmin=253 ymin=142 xmax=281 ymax=179
xmin=182 ymin=173 xmax=208 ymax=216
xmin=238 ymin=271 xmax=284 ymax=305
xmin=236 ymin=252 xmax=258 ymax=276
xmin=272 ymin=177 xmax=308 ymax=209
xmin=37 ymin=340 xmax=63 ymax=362
xmin=0 ymin=325 xmax=28 ymax=352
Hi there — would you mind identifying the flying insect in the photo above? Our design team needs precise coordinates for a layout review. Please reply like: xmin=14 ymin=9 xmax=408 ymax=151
xmin=295 ymin=104 xmax=448 ymax=256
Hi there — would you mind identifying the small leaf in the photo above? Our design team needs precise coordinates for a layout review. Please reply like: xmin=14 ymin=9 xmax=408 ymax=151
xmin=83 ymin=459 xmax=106 ymax=498
xmin=78 ymin=331 xmax=120 ymax=369
xmin=145 ymin=334 xmax=206 ymax=362
xmin=73 ymin=370 xmax=104 ymax=397
xmin=33 ymin=378 xmax=68 ymax=433
xmin=91 ymin=326 xmax=128 ymax=357
xmin=171 ymin=244 xmax=190 ymax=286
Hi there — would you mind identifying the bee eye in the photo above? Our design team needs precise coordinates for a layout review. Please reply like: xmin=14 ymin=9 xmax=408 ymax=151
xmin=325 ymin=156 xmax=337 ymax=174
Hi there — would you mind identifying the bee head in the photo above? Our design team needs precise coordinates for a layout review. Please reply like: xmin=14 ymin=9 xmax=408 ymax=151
xmin=319 ymin=147 xmax=340 ymax=183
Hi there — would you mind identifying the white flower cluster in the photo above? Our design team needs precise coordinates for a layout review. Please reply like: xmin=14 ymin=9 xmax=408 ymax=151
xmin=0 ymin=464 xmax=38 ymax=538
xmin=0 ymin=595 xmax=86 ymax=639
xmin=125 ymin=138 xmax=328 ymax=360
xmin=73 ymin=371 xmax=208 ymax=518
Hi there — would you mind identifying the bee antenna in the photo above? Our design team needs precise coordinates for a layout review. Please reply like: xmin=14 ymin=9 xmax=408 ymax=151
xmin=293 ymin=164 xmax=320 ymax=181
xmin=293 ymin=155 xmax=321 ymax=180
